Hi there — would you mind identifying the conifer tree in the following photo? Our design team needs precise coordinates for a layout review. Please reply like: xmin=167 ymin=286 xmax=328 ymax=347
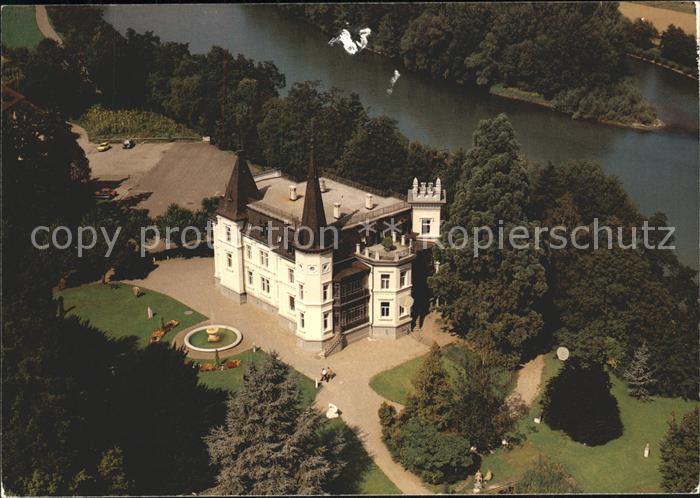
xmin=659 ymin=408 xmax=699 ymax=493
xmin=623 ymin=341 xmax=653 ymax=401
xmin=205 ymin=353 xmax=344 ymax=495
xmin=406 ymin=343 xmax=452 ymax=430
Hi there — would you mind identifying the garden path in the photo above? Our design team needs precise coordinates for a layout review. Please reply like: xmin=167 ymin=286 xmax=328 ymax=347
xmin=512 ymin=355 xmax=545 ymax=406
xmin=35 ymin=6 xmax=62 ymax=45
xmin=127 ymin=256 xmax=449 ymax=494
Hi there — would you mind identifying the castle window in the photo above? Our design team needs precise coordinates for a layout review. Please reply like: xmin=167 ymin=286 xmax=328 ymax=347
xmin=380 ymin=273 xmax=390 ymax=289
xmin=225 ymin=225 xmax=232 ymax=242
xmin=289 ymin=295 xmax=295 ymax=311
xmin=226 ymin=252 xmax=233 ymax=268
xmin=380 ymin=301 xmax=390 ymax=318
xmin=400 ymin=269 xmax=408 ymax=288
xmin=323 ymin=283 xmax=330 ymax=301
xmin=245 ymin=245 xmax=252 ymax=259
xmin=421 ymin=218 xmax=431 ymax=235
xmin=260 ymin=250 xmax=269 ymax=267
xmin=323 ymin=312 xmax=331 ymax=331
xmin=322 ymin=263 xmax=330 ymax=273
xmin=300 ymin=312 xmax=305 ymax=329
xmin=260 ymin=276 xmax=270 ymax=294
xmin=299 ymin=284 xmax=304 ymax=300
xmin=247 ymin=270 xmax=254 ymax=286
xmin=400 ymin=305 xmax=408 ymax=317
xmin=288 ymin=268 xmax=295 ymax=283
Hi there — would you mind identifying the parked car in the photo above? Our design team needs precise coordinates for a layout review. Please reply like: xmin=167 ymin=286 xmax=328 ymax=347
xmin=95 ymin=187 xmax=118 ymax=200
xmin=97 ymin=142 xmax=111 ymax=152
xmin=122 ymin=139 xmax=135 ymax=149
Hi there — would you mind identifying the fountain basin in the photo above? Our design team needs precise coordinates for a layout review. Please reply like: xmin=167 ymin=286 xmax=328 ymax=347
xmin=184 ymin=324 xmax=243 ymax=353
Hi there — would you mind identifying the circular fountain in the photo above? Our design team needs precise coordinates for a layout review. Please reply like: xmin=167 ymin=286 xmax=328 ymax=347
xmin=184 ymin=324 xmax=243 ymax=353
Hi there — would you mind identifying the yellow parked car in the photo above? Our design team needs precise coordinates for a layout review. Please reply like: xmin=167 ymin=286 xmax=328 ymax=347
xmin=97 ymin=142 xmax=111 ymax=152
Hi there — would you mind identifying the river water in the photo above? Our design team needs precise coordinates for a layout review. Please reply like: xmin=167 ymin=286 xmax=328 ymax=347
xmin=105 ymin=4 xmax=699 ymax=269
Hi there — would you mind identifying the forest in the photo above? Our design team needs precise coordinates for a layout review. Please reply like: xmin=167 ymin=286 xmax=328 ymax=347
xmin=283 ymin=2 xmax=665 ymax=125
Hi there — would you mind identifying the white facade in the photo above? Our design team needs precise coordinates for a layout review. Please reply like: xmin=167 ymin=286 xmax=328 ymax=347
xmin=213 ymin=174 xmax=445 ymax=353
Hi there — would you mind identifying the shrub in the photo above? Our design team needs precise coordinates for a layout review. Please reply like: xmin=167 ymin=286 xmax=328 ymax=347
xmin=512 ymin=456 xmax=580 ymax=493
xmin=395 ymin=417 xmax=472 ymax=484
xmin=79 ymin=105 xmax=199 ymax=141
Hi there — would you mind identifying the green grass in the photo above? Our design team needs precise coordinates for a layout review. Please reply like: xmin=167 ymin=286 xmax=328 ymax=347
xmin=58 ymin=282 xmax=207 ymax=348
xmin=478 ymin=353 xmax=698 ymax=493
xmin=196 ymin=349 xmax=317 ymax=407
xmin=79 ymin=105 xmax=199 ymax=141
xmin=323 ymin=418 xmax=401 ymax=495
xmin=369 ymin=344 xmax=513 ymax=405
xmin=370 ymin=348 xmax=696 ymax=493
xmin=1 ymin=5 xmax=43 ymax=48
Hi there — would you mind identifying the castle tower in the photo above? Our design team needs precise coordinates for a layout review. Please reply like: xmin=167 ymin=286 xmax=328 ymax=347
xmin=294 ymin=142 xmax=334 ymax=351
xmin=408 ymin=176 xmax=446 ymax=241
xmin=213 ymin=150 xmax=260 ymax=303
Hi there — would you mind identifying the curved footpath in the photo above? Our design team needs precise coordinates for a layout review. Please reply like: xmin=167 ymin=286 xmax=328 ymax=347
xmin=35 ymin=5 xmax=62 ymax=46
xmin=127 ymin=257 xmax=545 ymax=494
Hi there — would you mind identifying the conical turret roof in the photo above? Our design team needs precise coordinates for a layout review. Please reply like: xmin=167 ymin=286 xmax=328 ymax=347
xmin=217 ymin=150 xmax=260 ymax=221
xmin=296 ymin=142 xmax=329 ymax=252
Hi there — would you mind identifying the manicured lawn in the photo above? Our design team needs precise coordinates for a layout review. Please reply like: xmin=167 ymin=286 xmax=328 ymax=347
xmin=58 ymin=282 xmax=207 ymax=348
xmin=196 ymin=349 xmax=317 ymax=407
xmin=371 ymin=348 xmax=697 ymax=493
xmin=478 ymin=353 xmax=698 ymax=493
xmin=1 ymin=6 xmax=43 ymax=48
xmin=323 ymin=418 xmax=401 ymax=495
xmin=369 ymin=344 xmax=512 ymax=405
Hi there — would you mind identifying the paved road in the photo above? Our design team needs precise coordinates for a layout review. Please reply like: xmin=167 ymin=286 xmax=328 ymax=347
xmin=127 ymin=256 xmax=448 ymax=494
xmin=35 ymin=6 xmax=62 ymax=45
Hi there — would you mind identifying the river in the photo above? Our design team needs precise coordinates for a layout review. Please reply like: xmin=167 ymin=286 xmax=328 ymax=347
xmin=105 ymin=4 xmax=699 ymax=269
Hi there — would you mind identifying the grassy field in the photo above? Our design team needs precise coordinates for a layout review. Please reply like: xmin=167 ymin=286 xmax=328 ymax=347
xmin=1 ymin=5 xmax=43 ymax=48
xmin=60 ymin=282 xmax=396 ymax=494
xmin=196 ymin=348 xmax=317 ymax=407
xmin=369 ymin=344 xmax=514 ymax=405
xmin=371 ymin=348 xmax=696 ymax=493
xmin=478 ymin=354 xmax=697 ymax=493
xmin=620 ymin=1 xmax=696 ymax=34
xmin=58 ymin=282 xmax=207 ymax=348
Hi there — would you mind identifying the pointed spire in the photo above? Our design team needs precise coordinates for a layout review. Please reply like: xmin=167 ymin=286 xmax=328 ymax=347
xmin=297 ymin=131 xmax=329 ymax=251
xmin=217 ymin=150 xmax=260 ymax=221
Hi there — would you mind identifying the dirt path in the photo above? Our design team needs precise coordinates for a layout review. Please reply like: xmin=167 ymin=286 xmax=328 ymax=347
xmin=512 ymin=355 xmax=545 ymax=406
xmin=35 ymin=6 xmax=62 ymax=45
xmin=127 ymin=257 xmax=435 ymax=494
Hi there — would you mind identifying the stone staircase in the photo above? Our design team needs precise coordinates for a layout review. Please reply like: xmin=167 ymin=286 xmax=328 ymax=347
xmin=322 ymin=332 xmax=345 ymax=357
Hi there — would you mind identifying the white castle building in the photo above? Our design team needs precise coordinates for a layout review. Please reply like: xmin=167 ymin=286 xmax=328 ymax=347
xmin=212 ymin=149 xmax=446 ymax=355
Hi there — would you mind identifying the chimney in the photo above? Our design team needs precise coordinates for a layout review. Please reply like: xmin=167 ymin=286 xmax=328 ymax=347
xmin=289 ymin=185 xmax=297 ymax=201
xmin=435 ymin=177 xmax=442 ymax=196
xmin=319 ymin=178 xmax=327 ymax=193
xmin=428 ymin=182 xmax=434 ymax=195
xmin=401 ymin=234 xmax=406 ymax=246
xmin=420 ymin=182 xmax=427 ymax=195
xmin=333 ymin=202 xmax=341 ymax=220
xmin=412 ymin=177 xmax=418 ymax=195
xmin=365 ymin=193 xmax=373 ymax=210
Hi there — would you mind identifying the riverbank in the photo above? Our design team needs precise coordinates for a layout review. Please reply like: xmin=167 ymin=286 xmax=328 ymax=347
xmin=627 ymin=52 xmax=698 ymax=80
xmin=489 ymin=84 xmax=664 ymax=131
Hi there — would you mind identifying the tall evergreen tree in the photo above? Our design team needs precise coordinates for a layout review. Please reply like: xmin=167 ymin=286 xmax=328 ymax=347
xmin=659 ymin=408 xmax=700 ymax=493
xmin=430 ymin=114 xmax=547 ymax=364
xmin=205 ymin=353 xmax=344 ymax=495
xmin=405 ymin=343 xmax=452 ymax=430
xmin=623 ymin=341 xmax=653 ymax=401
